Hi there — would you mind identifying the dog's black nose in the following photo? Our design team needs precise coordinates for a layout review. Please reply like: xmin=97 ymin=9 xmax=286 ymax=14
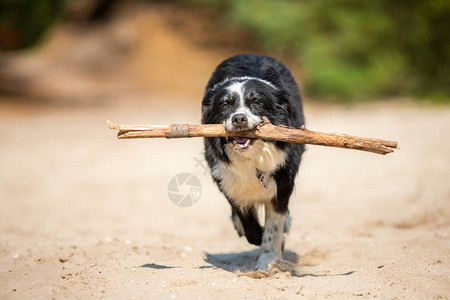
xmin=231 ymin=113 xmax=248 ymax=127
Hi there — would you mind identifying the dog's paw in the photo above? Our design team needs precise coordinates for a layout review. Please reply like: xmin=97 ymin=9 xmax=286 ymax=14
xmin=255 ymin=251 xmax=279 ymax=272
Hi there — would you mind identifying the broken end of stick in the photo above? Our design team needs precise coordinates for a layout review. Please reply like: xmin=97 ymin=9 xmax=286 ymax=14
xmin=373 ymin=139 xmax=399 ymax=155
xmin=381 ymin=140 xmax=399 ymax=149
xmin=117 ymin=131 xmax=126 ymax=139
xmin=380 ymin=141 xmax=399 ymax=155
xmin=107 ymin=120 xmax=126 ymax=139
xmin=107 ymin=119 xmax=120 ymax=130
xmin=386 ymin=141 xmax=400 ymax=151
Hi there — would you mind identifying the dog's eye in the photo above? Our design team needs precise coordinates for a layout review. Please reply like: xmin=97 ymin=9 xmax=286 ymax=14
xmin=247 ymin=94 xmax=260 ymax=105
xmin=221 ymin=99 xmax=232 ymax=108
xmin=248 ymin=96 xmax=261 ymax=108
xmin=248 ymin=94 xmax=257 ymax=101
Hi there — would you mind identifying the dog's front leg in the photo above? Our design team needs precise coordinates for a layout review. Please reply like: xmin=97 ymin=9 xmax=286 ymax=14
xmin=255 ymin=202 xmax=286 ymax=271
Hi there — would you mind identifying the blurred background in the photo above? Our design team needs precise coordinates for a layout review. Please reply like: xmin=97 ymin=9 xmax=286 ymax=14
xmin=0 ymin=1 xmax=449 ymax=298
xmin=0 ymin=0 xmax=449 ymax=102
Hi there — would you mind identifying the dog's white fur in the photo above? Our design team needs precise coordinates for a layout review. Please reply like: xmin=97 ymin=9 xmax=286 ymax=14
xmin=211 ymin=140 xmax=286 ymax=208
xmin=212 ymin=76 xmax=278 ymax=91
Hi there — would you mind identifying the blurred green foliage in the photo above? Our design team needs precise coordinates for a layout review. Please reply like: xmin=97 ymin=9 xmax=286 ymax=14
xmin=1 ymin=0 xmax=448 ymax=100
xmin=187 ymin=0 xmax=450 ymax=101
xmin=0 ymin=0 xmax=66 ymax=50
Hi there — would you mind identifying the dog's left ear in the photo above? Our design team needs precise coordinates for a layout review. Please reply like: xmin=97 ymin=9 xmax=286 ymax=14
xmin=275 ymin=90 xmax=292 ymax=117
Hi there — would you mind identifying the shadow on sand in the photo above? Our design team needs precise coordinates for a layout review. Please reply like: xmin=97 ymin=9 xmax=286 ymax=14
xmin=204 ymin=249 xmax=355 ymax=277
xmin=140 ymin=263 xmax=178 ymax=270
xmin=204 ymin=249 xmax=299 ymax=273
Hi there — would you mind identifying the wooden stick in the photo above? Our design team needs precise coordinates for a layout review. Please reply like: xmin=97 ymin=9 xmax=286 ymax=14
xmin=107 ymin=119 xmax=398 ymax=155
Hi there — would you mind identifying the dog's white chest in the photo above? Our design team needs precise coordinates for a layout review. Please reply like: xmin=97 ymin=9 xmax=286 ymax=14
xmin=212 ymin=141 xmax=286 ymax=207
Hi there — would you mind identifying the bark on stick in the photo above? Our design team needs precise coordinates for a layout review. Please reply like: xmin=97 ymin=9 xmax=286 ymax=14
xmin=107 ymin=119 xmax=398 ymax=155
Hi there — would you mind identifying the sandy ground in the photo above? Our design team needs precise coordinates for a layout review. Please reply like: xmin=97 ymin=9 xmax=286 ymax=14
xmin=0 ymin=95 xmax=449 ymax=299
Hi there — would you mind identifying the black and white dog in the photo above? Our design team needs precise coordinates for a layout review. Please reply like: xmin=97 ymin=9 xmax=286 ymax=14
xmin=201 ymin=54 xmax=305 ymax=271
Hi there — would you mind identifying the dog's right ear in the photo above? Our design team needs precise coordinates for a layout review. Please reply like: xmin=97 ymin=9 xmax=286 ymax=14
xmin=201 ymin=104 xmax=210 ymax=123
xmin=201 ymin=88 xmax=215 ymax=123
xmin=201 ymin=105 xmax=209 ymax=116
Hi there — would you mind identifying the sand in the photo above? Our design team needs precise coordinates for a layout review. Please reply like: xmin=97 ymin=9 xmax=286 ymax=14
xmin=0 ymin=97 xmax=449 ymax=299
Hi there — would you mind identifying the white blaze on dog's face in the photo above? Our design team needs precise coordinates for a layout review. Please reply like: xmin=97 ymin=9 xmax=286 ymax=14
xmin=224 ymin=81 xmax=262 ymax=132
xmin=213 ymin=78 xmax=278 ymax=152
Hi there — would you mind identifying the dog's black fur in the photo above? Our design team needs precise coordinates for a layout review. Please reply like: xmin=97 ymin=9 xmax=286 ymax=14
xmin=201 ymin=54 xmax=304 ymax=269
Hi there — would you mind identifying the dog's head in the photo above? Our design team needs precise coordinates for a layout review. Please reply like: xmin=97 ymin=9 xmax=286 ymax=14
xmin=202 ymin=77 xmax=292 ymax=152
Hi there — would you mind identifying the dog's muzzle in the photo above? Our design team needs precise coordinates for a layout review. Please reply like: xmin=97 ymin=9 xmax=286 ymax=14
xmin=226 ymin=113 xmax=261 ymax=151
xmin=228 ymin=136 xmax=254 ymax=152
